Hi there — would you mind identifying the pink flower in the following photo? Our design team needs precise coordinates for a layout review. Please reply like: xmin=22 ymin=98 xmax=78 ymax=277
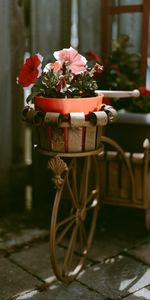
xmin=53 ymin=47 xmax=87 ymax=74
xmin=17 ymin=53 xmax=43 ymax=88
xmin=43 ymin=61 xmax=62 ymax=73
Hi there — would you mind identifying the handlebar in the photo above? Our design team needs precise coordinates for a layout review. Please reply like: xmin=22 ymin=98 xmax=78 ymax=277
xmin=95 ymin=89 xmax=140 ymax=98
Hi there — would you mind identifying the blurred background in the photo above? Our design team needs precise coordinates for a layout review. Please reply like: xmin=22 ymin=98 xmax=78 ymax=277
xmin=0 ymin=0 xmax=150 ymax=215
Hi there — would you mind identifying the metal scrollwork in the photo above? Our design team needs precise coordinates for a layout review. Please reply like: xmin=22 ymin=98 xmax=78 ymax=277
xmin=48 ymin=155 xmax=68 ymax=189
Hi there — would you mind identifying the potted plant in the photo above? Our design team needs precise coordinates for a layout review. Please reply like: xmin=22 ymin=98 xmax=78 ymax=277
xmin=17 ymin=47 xmax=103 ymax=115
xmin=86 ymin=35 xmax=150 ymax=153
xmin=17 ymin=47 xmax=111 ymax=154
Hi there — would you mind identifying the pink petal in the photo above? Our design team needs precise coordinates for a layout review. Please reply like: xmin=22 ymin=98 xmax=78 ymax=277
xmin=53 ymin=47 xmax=87 ymax=74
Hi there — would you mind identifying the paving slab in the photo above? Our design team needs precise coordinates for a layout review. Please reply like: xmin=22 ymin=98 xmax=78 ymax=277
xmin=1 ymin=207 xmax=150 ymax=300
xmin=0 ymin=228 xmax=49 ymax=252
xmin=9 ymin=242 xmax=56 ymax=282
xmin=0 ymin=210 xmax=50 ymax=252
xmin=128 ymin=242 xmax=150 ymax=265
xmin=123 ymin=285 xmax=150 ymax=299
xmin=0 ymin=255 xmax=41 ymax=300
xmin=13 ymin=281 xmax=105 ymax=300
xmin=77 ymin=255 xmax=150 ymax=299
xmin=10 ymin=241 xmax=82 ymax=283
xmin=88 ymin=233 xmax=145 ymax=263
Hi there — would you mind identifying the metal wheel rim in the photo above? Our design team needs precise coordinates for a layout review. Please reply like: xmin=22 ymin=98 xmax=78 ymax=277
xmin=50 ymin=155 xmax=100 ymax=283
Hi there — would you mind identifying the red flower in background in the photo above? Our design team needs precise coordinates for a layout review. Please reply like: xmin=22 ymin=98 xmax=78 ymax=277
xmin=85 ymin=51 xmax=102 ymax=63
xmin=110 ymin=64 xmax=119 ymax=71
xmin=17 ymin=53 xmax=43 ymax=88
xmin=139 ymin=87 xmax=150 ymax=95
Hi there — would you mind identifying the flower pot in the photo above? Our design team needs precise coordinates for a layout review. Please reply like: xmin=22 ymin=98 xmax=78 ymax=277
xmin=34 ymin=95 xmax=103 ymax=114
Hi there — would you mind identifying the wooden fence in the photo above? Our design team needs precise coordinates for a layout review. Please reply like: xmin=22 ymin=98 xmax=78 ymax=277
xmin=0 ymin=0 xmax=102 ymax=211
xmin=0 ymin=0 xmax=146 ymax=211
xmin=0 ymin=0 xmax=25 ymax=209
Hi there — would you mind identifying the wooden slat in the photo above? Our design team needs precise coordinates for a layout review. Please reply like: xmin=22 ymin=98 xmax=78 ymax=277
xmin=120 ymin=153 xmax=131 ymax=200
xmin=100 ymin=148 xmax=149 ymax=208
xmin=110 ymin=4 xmax=143 ymax=14
xmin=0 ymin=0 xmax=25 ymax=204
xmin=100 ymin=0 xmax=111 ymax=56
xmin=31 ymin=0 xmax=71 ymax=58
xmin=68 ymin=128 xmax=83 ymax=152
xmin=31 ymin=0 xmax=60 ymax=57
xmin=99 ymin=152 xmax=107 ymax=196
xmin=89 ymin=111 xmax=108 ymax=126
xmin=51 ymin=128 xmax=65 ymax=152
xmin=133 ymin=163 xmax=143 ymax=203
xmin=44 ymin=112 xmax=60 ymax=126
xmin=38 ymin=126 xmax=50 ymax=151
xmin=107 ymin=151 xmax=120 ymax=198
xmin=132 ymin=153 xmax=144 ymax=164
xmin=132 ymin=153 xmax=144 ymax=204
xmin=96 ymin=126 xmax=102 ymax=148
xmin=84 ymin=127 xmax=97 ymax=151
xmin=60 ymin=0 xmax=71 ymax=48
xmin=78 ymin=0 xmax=101 ymax=54
xmin=10 ymin=0 xmax=25 ymax=161
xmin=70 ymin=112 xmax=85 ymax=127
xmin=0 ymin=0 xmax=11 ymax=201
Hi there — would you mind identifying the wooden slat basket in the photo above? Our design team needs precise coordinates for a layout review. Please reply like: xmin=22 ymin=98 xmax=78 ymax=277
xmin=22 ymin=105 xmax=117 ymax=153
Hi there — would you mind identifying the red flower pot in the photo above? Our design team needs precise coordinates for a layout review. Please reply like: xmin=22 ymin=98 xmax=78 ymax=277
xmin=34 ymin=95 xmax=103 ymax=114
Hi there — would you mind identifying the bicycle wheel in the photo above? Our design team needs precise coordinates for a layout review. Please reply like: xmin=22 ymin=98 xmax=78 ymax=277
xmin=50 ymin=155 xmax=100 ymax=283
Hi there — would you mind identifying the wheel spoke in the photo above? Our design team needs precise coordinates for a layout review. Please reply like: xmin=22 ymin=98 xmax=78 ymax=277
xmin=86 ymin=198 xmax=99 ymax=211
xmin=86 ymin=189 xmax=99 ymax=211
xmin=63 ymin=224 xmax=78 ymax=274
xmin=56 ymin=214 xmax=75 ymax=231
xmin=79 ymin=222 xmax=88 ymax=254
xmin=79 ymin=157 xmax=90 ymax=205
xmin=56 ymin=219 xmax=75 ymax=245
xmin=87 ymin=189 xmax=97 ymax=204
xmin=66 ymin=163 xmax=79 ymax=209
xmin=71 ymin=159 xmax=79 ymax=205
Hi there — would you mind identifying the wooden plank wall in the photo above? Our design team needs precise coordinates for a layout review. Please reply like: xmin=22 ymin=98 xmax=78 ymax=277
xmin=31 ymin=0 xmax=101 ymax=58
xmin=31 ymin=0 xmax=71 ymax=59
xmin=78 ymin=0 xmax=101 ymax=55
xmin=0 ymin=0 xmax=25 ymax=209
xmin=0 ymin=0 xmax=11 ymax=205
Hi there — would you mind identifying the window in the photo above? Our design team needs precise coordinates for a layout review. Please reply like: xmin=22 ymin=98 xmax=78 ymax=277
xmin=100 ymin=0 xmax=150 ymax=84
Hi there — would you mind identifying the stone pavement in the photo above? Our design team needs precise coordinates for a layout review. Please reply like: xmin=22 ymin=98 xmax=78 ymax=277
xmin=1 ymin=205 xmax=150 ymax=300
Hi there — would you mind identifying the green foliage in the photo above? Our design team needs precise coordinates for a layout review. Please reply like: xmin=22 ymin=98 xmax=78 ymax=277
xmin=35 ymin=71 xmax=98 ymax=99
xmin=26 ymin=63 xmax=100 ymax=103
xmin=98 ymin=35 xmax=150 ymax=113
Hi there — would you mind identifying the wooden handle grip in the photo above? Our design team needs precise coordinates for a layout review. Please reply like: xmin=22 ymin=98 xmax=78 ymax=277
xmin=96 ymin=89 xmax=140 ymax=98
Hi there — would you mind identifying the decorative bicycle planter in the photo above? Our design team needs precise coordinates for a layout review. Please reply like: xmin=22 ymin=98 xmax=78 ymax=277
xmin=23 ymin=102 xmax=118 ymax=282
xmin=22 ymin=89 xmax=150 ymax=283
